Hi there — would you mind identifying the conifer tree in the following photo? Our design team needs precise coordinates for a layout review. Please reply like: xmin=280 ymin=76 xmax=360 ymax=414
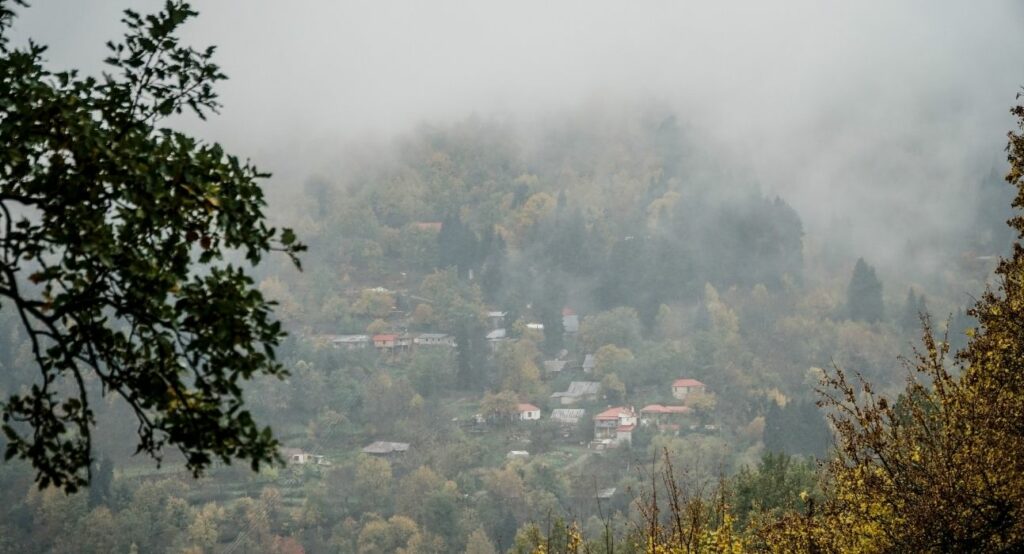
xmin=538 ymin=277 xmax=566 ymax=355
xmin=845 ymin=257 xmax=884 ymax=322
xmin=900 ymin=287 xmax=919 ymax=331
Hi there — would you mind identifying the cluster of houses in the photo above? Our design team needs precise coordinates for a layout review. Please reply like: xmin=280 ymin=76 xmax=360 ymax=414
xmin=486 ymin=308 xmax=581 ymax=353
xmin=285 ymin=378 xmax=708 ymax=468
xmin=282 ymin=440 xmax=413 ymax=466
xmin=324 ymin=332 xmax=456 ymax=352
xmin=505 ymin=378 xmax=709 ymax=449
xmin=283 ymin=440 xmax=412 ymax=467
xmin=323 ymin=305 xmax=584 ymax=358
xmin=281 ymin=448 xmax=330 ymax=467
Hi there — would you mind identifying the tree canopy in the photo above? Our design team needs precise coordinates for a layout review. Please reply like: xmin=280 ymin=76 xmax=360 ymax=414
xmin=0 ymin=1 xmax=303 ymax=491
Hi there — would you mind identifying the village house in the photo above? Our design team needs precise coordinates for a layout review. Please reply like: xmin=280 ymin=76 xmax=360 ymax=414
xmin=414 ymin=333 xmax=455 ymax=347
xmin=395 ymin=332 xmax=414 ymax=351
xmin=517 ymin=403 xmax=541 ymax=421
xmin=582 ymin=354 xmax=596 ymax=373
xmin=373 ymin=334 xmax=398 ymax=350
xmin=562 ymin=307 xmax=580 ymax=334
xmin=486 ymin=311 xmax=507 ymax=330
xmin=550 ymin=408 xmax=586 ymax=426
xmin=562 ymin=359 xmax=582 ymax=372
xmin=486 ymin=328 xmax=509 ymax=352
xmin=281 ymin=448 xmax=330 ymax=466
xmin=640 ymin=404 xmax=693 ymax=432
xmin=331 ymin=334 xmax=370 ymax=350
xmin=551 ymin=381 xmax=600 ymax=405
xmin=507 ymin=450 xmax=530 ymax=460
xmin=672 ymin=378 xmax=707 ymax=399
xmin=593 ymin=406 xmax=637 ymax=447
xmin=361 ymin=441 xmax=410 ymax=457
xmin=596 ymin=487 xmax=616 ymax=500
xmin=543 ymin=360 xmax=568 ymax=374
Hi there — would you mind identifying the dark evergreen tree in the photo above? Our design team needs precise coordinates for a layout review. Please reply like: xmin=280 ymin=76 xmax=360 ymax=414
xmin=795 ymin=400 xmax=831 ymax=458
xmin=846 ymin=258 xmax=885 ymax=322
xmin=455 ymin=317 xmax=487 ymax=390
xmin=438 ymin=212 xmax=479 ymax=279
xmin=763 ymin=401 xmax=786 ymax=454
xmin=917 ymin=293 xmax=929 ymax=323
xmin=733 ymin=452 xmax=819 ymax=525
xmin=595 ymin=235 xmax=646 ymax=310
xmin=637 ymin=236 xmax=693 ymax=327
xmin=654 ymin=115 xmax=684 ymax=187
xmin=900 ymin=287 xmax=920 ymax=331
xmin=438 ymin=212 xmax=461 ymax=270
xmin=949 ymin=308 xmax=976 ymax=353
xmin=766 ymin=196 xmax=805 ymax=287
xmin=764 ymin=401 xmax=830 ymax=457
xmin=480 ymin=229 xmax=506 ymax=303
xmin=560 ymin=208 xmax=590 ymax=274
xmin=538 ymin=278 xmax=566 ymax=355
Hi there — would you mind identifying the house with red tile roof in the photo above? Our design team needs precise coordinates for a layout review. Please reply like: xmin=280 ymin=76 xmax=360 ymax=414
xmin=640 ymin=404 xmax=694 ymax=431
xmin=517 ymin=403 xmax=541 ymax=421
xmin=373 ymin=334 xmax=398 ymax=349
xmin=672 ymin=378 xmax=706 ymax=399
xmin=593 ymin=406 xmax=637 ymax=446
xmin=640 ymin=404 xmax=692 ymax=415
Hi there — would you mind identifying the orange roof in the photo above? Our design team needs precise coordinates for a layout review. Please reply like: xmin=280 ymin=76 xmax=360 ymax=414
xmin=373 ymin=334 xmax=397 ymax=341
xmin=562 ymin=307 xmax=576 ymax=316
xmin=672 ymin=378 xmax=705 ymax=388
xmin=595 ymin=406 xmax=635 ymax=420
xmin=517 ymin=403 xmax=540 ymax=412
xmin=640 ymin=404 xmax=692 ymax=414
xmin=616 ymin=424 xmax=636 ymax=432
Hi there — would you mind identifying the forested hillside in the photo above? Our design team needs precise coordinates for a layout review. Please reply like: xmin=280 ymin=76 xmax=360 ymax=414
xmin=2 ymin=1 xmax=1022 ymax=552
xmin=0 ymin=105 xmax=999 ymax=553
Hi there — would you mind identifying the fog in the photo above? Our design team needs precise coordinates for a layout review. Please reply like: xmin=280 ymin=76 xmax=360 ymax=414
xmin=11 ymin=0 xmax=1024 ymax=266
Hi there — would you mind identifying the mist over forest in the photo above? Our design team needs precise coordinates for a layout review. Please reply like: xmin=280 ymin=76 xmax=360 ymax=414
xmin=3 ymin=1 xmax=1024 ymax=553
xmin=13 ymin=0 xmax=1024 ymax=270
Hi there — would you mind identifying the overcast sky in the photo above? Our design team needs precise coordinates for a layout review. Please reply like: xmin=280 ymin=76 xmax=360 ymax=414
xmin=10 ymin=1 xmax=1024 ymax=266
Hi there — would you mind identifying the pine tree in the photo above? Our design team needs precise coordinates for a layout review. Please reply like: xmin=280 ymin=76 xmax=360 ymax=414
xmin=949 ymin=307 xmax=975 ymax=353
xmin=900 ymin=287 xmax=920 ymax=331
xmin=917 ymin=293 xmax=928 ymax=322
xmin=538 ymin=277 xmax=566 ymax=355
xmin=846 ymin=257 xmax=884 ymax=322
xmin=438 ymin=213 xmax=461 ymax=271
xmin=438 ymin=213 xmax=479 ymax=279
xmin=480 ymin=230 xmax=505 ymax=303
